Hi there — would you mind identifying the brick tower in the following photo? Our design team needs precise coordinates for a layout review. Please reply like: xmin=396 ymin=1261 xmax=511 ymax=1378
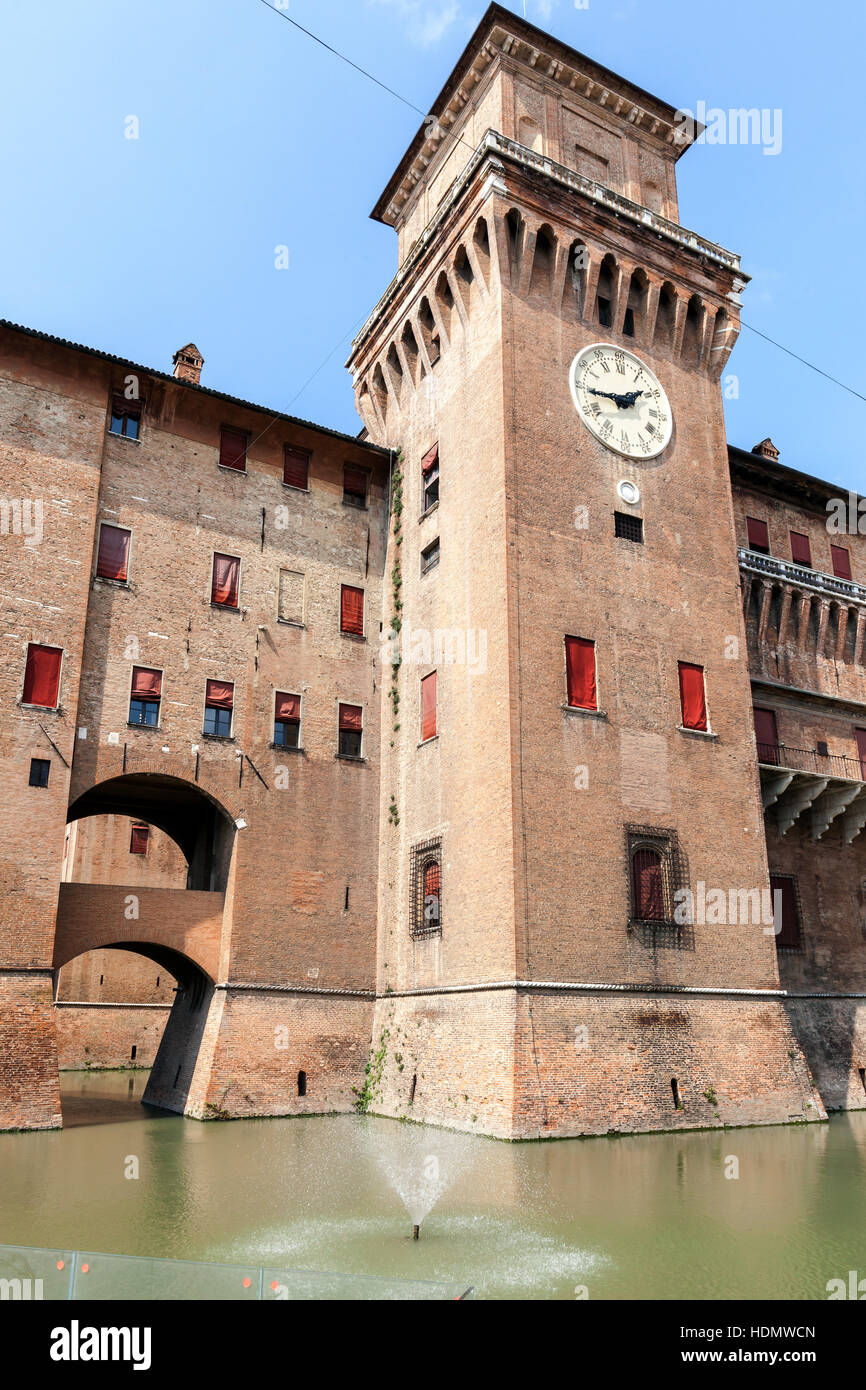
xmin=349 ymin=4 xmax=823 ymax=1137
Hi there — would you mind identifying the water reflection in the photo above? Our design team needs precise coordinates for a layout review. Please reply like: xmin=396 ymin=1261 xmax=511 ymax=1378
xmin=0 ymin=1072 xmax=862 ymax=1300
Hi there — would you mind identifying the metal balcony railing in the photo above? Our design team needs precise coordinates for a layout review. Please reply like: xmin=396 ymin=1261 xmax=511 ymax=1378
xmin=757 ymin=741 xmax=866 ymax=782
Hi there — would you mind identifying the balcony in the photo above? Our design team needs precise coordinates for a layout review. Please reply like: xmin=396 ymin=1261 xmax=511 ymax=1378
xmin=739 ymin=548 xmax=866 ymax=669
xmin=740 ymin=547 xmax=866 ymax=605
xmin=757 ymin=742 xmax=866 ymax=843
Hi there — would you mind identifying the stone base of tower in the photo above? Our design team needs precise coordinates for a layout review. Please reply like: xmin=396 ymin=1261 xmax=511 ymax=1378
xmin=146 ymin=985 xmax=374 ymax=1120
xmin=367 ymin=988 xmax=825 ymax=1140
xmin=784 ymin=998 xmax=866 ymax=1114
xmin=0 ymin=972 xmax=62 ymax=1131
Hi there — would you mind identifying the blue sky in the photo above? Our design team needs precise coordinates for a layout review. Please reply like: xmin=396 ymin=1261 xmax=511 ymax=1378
xmin=1 ymin=0 xmax=863 ymax=489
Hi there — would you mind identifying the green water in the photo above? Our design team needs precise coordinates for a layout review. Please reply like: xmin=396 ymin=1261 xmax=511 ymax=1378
xmin=1 ymin=1071 xmax=864 ymax=1300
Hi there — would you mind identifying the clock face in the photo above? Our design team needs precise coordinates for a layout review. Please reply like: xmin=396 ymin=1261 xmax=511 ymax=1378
xmin=569 ymin=343 xmax=673 ymax=460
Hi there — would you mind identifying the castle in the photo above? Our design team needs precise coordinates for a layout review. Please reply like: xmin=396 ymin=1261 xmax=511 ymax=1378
xmin=2 ymin=4 xmax=864 ymax=1139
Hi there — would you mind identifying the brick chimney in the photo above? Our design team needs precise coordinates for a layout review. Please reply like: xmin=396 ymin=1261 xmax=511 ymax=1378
xmin=751 ymin=437 xmax=779 ymax=462
xmin=172 ymin=343 xmax=204 ymax=385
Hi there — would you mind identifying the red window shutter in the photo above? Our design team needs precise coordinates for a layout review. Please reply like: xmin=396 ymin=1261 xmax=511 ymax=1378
xmin=343 ymin=466 xmax=367 ymax=501
xmin=275 ymin=692 xmax=300 ymax=722
xmin=205 ymin=679 xmax=234 ymax=710
xmin=746 ymin=517 xmax=769 ymax=552
xmin=831 ymin=545 xmax=852 ymax=579
xmin=212 ymin=553 xmax=240 ymax=607
xmin=23 ymin=644 xmax=62 ymax=707
xmin=96 ymin=524 xmax=130 ymax=581
xmin=678 ymin=662 xmax=708 ymax=730
xmin=339 ymin=703 xmax=363 ymax=732
xmin=856 ymin=729 xmax=866 ymax=779
xmin=131 ymin=666 xmax=162 ymax=699
xmin=340 ymin=585 xmax=365 ymax=636
xmin=421 ymin=444 xmax=439 ymax=475
xmin=632 ymin=849 xmax=665 ymax=920
xmin=565 ymin=637 xmax=597 ymax=710
xmin=219 ymin=428 xmax=247 ymax=471
xmin=790 ymin=531 xmax=812 ymax=567
xmin=421 ymin=671 xmax=437 ymax=741
xmin=130 ymin=824 xmax=149 ymax=854
xmin=283 ymin=446 xmax=310 ymax=490
xmin=753 ymin=707 xmax=779 ymax=762
xmin=770 ymin=875 xmax=799 ymax=948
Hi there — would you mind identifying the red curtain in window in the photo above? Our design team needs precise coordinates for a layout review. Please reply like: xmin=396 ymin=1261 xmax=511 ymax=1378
xmin=212 ymin=553 xmax=240 ymax=606
xmin=753 ymin=707 xmax=779 ymax=762
xmin=219 ymin=428 xmax=247 ymax=471
xmin=275 ymin=692 xmax=300 ymax=722
xmin=423 ymin=860 xmax=441 ymax=923
xmin=205 ymin=679 xmax=234 ymax=710
xmin=131 ymin=666 xmax=162 ymax=698
xmin=23 ymin=644 xmax=62 ymax=707
xmin=421 ymin=671 xmax=437 ymax=741
xmin=130 ymin=824 xmax=149 ymax=854
xmin=565 ymin=636 xmax=596 ymax=709
xmin=344 ymin=466 xmax=367 ymax=499
xmin=632 ymin=849 xmax=664 ymax=920
xmin=339 ymin=703 xmax=363 ymax=731
xmin=678 ymin=662 xmax=707 ymax=731
xmin=96 ymin=525 xmax=130 ymax=581
xmin=746 ymin=517 xmax=769 ymax=552
xmin=112 ymin=393 xmax=141 ymax=419
xmin=831 ymin=545 xmax=852 ymax=579
xmin=769 ymin=875 xmax=799 ymax=947
xmin=790 ymin=531 xmax=812 ymax=566
xmin=283 ymin=446 xmax=310 ymax=490
xmin=421 ymin=444 xmax=439 ymax=474
xmin=340 ymin=585 xmax=364 ymax=635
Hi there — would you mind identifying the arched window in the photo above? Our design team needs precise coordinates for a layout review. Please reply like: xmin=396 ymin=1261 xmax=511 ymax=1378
xmin=423 ymin=860 xmax=441 ymax=927
xmin=631 ymin=846 xmax=666 ymax=921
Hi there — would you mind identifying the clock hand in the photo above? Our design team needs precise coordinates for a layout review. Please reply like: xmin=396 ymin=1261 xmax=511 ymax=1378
xmin=612 ymin=390 xmax=645 ymax=408
xmin=587 ymin=388 xmax=619 ymax=401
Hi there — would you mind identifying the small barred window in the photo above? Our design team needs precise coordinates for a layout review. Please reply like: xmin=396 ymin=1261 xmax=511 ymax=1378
xmin=410 ymin=837 xmax=442 ymax=938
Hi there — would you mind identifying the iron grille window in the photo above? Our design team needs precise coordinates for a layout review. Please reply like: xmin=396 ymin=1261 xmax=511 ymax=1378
xmin=769 ymin=873 xmax=803 ymax=950
xmin=625 ymin=825 xmax=690 ymax=946
xmin=410 ymin=836 xmax=442 ymax=938
xmin=29 ymin=758 xmax=50 ymax=787
xmin=614 ymin=511 xmax=643 ymax=543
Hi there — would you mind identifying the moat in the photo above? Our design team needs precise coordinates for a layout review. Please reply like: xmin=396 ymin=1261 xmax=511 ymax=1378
xmin=0 ymin=1072 xmax=863 ymax=1300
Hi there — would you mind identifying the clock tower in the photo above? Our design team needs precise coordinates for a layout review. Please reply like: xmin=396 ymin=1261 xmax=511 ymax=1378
xmin=348 ymin=3 xmax=821 ymax=1137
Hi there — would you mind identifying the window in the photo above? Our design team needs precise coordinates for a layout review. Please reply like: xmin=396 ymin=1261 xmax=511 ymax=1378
xmin=770 ymin=874 xmax=801 ymax=949
xmin=421 ymin=671 xmax=437 ymax=741
xmin=343 ymin=465 xmax=368 ymax=509
xmin=338 ymin=703 xmax=363 ymax=757
xmin=340 ymin=585 xmax=365 ymax=636
xmin=274 ymin=692 xmax=301 ymax=748
xmin=211 ymin=553 xmax=240 ymax=608
xmin=632 ymin=847 xmax=665 ymax=920
xmin=283 ymin=445 xmax=310 ymax=491
xmin=22 ymin=644 xmax=62 ymax=708
xmin=421 ymin=444 xmax=439 ymax=513
xmin=411 ymin=837 xmax=442 ymax=937
xmin=278 ymin=569 xmax=304 ymax=625
xmin=219 ymin=427 xmax=247 ymax=472
xmin=96 ymin=524 xmax=131 ymax=582
xmin=790 ymin=531 xmax=812 ymax=567
xmin=856 ymin=729 xmax=866 ymax=780
xmin=204 ymin=679 xmax=234 ymax=737
xmin=625 ymin=825 xmax=688 ymax=933
xmin=746 ymin=517 xmax=770 ymax=554
xmin=678 ymin=662 xmax=708 ymax=731
xmin=597 ymin=296 xmax=612 ymax=328
xmin=753 ymin=707 xmax=780 ymax=764
xmin=614 ymin=511 xmax=643 ymax=543
xmin=421 ymin=538 xmax=440 ymax=574
xmin=622 ymin=306 xmax=635 ymax=337
xmin=109 ymin=394 xmax=141 ymax=440
xmin=29 ymin=758 xmax=50 ymax=788
xmin=831 ymin=544 xmax=852 ymax=580
xmin=130 ymin=824 xmax=149 ymax=855
xmin=565 ymin=636 xmax=597 ymax=711
xmin=129 ymin=667 xmax=162 ymax=726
